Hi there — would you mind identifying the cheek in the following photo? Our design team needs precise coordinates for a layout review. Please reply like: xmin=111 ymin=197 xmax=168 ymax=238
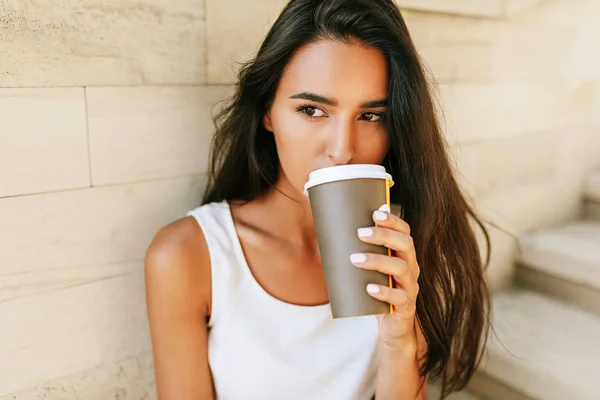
xmin=355 ymin=127 xmax=391 ymax=162
xmin=273 ymin=122 xmax=305 ymax=147
xmin=270 ymin=109 xmax=322 ymax=181
xmin=271 ymin=109 xmax=316 ymax=154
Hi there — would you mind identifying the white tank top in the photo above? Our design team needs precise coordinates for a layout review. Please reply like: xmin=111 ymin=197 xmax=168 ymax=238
xmin=186 ymin=201 xmax=382 ymax=400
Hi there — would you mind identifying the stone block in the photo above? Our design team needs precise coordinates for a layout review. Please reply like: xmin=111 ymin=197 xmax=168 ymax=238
xmin=503 ymin=0 xmax=547 ymax=15
xmin=398 ymin=0 xmax=503 ymax=17
xmin=0 ymin=352 xmax=156 ymax=400
xmin=453 ymin=131 xmax=559 ymax=198
xmin=0 ymin=0 xmax=205 ymax=87
xmin=0 ymin=273 xmax=151 ymax=396
xmin=0 ymin=175 xmax=204 ymax=302
xmin=0 ymin=261 xmax=141 ymax=303
xmin=206 ymin=0 xmax=286 ymax=84
xmin=87 ymin=86 xmax=233 ymax=185
xmin=0 ymin=88 xmax=89 ymax=197
xmin=438 ymin=84 xmax=582 ymax=143
xmin=477 ymin=179 xmax=581 ymax=234
xmin=483 ymin=290 xmax=600 ymax=399
xmin=518 ymin=221 xmax=600 ymax=291
xmin=489 ymin=22 xmax=577 ymax=84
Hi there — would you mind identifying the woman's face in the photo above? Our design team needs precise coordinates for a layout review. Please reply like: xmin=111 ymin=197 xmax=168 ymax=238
xmin=264 ymin=39 xmax=391 ymax=199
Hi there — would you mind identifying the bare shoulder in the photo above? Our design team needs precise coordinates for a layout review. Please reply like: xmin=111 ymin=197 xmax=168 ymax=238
xmin=144 ymin=215 xmax=211 ymax=317
xmin=145 ymin=216 xmax=215 ymax=398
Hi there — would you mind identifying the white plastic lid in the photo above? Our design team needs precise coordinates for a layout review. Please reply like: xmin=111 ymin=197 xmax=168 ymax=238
xmin=303 ymin=164 xmax=394 ymax=195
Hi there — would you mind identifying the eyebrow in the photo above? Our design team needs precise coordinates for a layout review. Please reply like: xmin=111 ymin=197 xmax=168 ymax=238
xmin=289 ymin=92 xmax=388 ymax=108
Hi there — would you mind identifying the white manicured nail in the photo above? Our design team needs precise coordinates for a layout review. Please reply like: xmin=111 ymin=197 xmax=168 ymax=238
xmin=350 ymin=253 xmax=367 ymax=264
xmin=357 ymin=228 xmax=373 ymax=238
xmin=379 ymin=204 xmax=391 ymax=213
xmin=373 ymin=211 xmax=387 ymax=221
xmin=366 ymin=284 xmax=380 ymax=294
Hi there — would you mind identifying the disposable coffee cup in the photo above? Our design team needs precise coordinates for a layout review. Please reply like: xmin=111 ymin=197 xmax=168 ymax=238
xmin=304 ymin=164 xmax=395 ymax=319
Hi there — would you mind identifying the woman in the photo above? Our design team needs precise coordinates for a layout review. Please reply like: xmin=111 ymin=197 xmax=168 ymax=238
xmin=145 ymin=0 xmax=491 ymax=399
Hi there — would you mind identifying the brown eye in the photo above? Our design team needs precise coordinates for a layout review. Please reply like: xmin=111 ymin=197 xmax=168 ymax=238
xmin=304 ymin=107 xmax=317 ymax=116
xmin=297 ymin=106 xmax=326 ymax=118
xmin=361 ymin=112 xmax=383 ymax=122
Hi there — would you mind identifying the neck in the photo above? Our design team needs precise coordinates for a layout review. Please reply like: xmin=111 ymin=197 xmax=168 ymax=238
xmin=251 ymin=174 xmax=318 ymax=251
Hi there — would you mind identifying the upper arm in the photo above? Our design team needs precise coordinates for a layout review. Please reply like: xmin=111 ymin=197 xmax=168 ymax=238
xmin=145 ymin=218 xmax=214 ymax=400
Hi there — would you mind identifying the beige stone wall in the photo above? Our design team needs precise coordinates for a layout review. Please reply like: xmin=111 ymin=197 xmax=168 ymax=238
xmin=1 ymin=0 xmax=599 ymax=397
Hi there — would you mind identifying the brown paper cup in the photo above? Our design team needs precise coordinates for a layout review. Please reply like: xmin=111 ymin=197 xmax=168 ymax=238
xmin=304 ymin=165 xmax=395 ymax=319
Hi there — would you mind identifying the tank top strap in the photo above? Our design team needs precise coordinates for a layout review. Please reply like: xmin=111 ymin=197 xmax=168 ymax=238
xmin=186 ymin=201 xmax=242 ymax=328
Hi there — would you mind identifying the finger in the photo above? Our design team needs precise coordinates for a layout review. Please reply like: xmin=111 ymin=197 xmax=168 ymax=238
xmin=372 ymin=204 xmax=410 ymax=235
xmin=357 ymin=227 xmax=418 ymax=268
xmin=350 ymin=253 xmax=418 ymax=297
xmin=366 ymin=284 xmax=416 ymax=316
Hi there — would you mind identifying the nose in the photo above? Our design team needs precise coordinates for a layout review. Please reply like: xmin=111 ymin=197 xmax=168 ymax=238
xmin=325 ymin=120 xmax=356 ymax=165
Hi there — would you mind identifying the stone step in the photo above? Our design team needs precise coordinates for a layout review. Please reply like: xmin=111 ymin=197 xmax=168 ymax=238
xmin=471 ymin=290 xmax=600 ymax=400
xmin=584 ymin=170 xmax=600 ymax=222
xmin=515 ymin=221 xmax=600 ymax=316
xmin=583 ymin=169 xmax=600 ymax=203
xmin=584 ymin=201 xmax=600 ymax=222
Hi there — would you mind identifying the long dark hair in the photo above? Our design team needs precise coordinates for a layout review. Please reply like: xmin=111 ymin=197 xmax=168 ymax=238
xmin=203 ymin=0 xmax=491 ymax=398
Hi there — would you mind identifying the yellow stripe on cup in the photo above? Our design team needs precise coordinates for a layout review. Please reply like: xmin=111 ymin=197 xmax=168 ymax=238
xmin=386 ymin=179 xmax=394 ymax=314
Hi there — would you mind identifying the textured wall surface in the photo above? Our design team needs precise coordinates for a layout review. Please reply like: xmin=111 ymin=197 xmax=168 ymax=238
xmin=0 ymin=0 xmax=205 ymax=87
xmin=1 ymin=0 xmax=599 ymax=397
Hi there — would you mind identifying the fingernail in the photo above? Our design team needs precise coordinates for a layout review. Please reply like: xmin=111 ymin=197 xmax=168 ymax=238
xmin=366 ymin=284 xmax=380 ymax=294
xmin=357 ymin=228 xmax=373 ymax=238
xmin=373 ymin=211 xmax=387 ymax=221
xmin=379 ymin=204 xmax=391 ymax=213
xmin=350 ymin=253 xmax=367 ymax=264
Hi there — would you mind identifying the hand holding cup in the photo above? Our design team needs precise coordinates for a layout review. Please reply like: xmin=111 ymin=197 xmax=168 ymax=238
xmin=352 ymin=204 xmax=421 ymax=347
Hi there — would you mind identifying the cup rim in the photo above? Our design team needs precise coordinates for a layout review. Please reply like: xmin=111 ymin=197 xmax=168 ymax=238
xmin=303 ymin=164 xmax=394 ymax=195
